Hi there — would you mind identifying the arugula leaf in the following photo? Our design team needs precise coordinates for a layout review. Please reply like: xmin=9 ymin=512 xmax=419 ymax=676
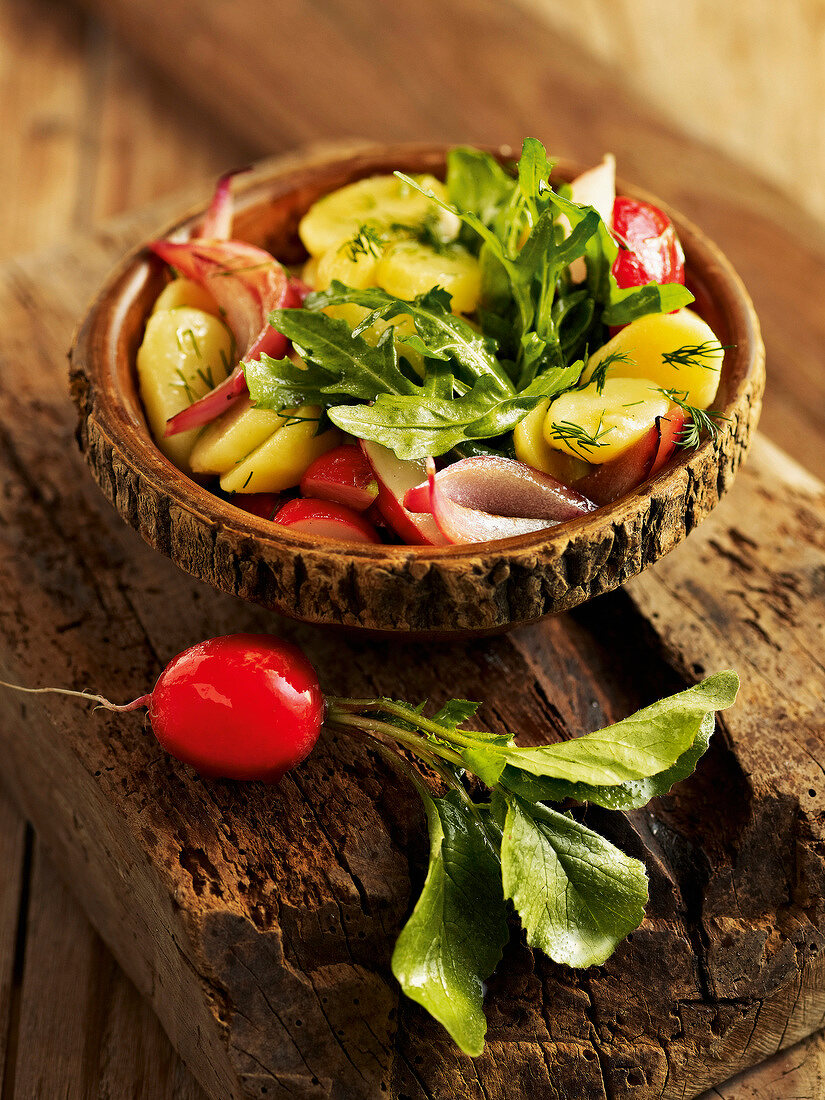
xmin=328 ymin=370 xmax=574 ymax=460
xmin=306 ymin=283 xmax=514 ymax=396
xmin=431 ymin=699 xmax=481 ymax=732
xmin=392 ymin=789 xmax=509 ymax=1056
xmin=446 ymin=147 xmax=514 ymax=226
xmin=500 ymin=796 xmax=648 ymax=967
xmin=500 ymin=712 xmax=716 ymax=810
xmin=462 ymin=671 xmax=738 ymax=789
xmin=602 ymin=282 xmax=694 ymax=326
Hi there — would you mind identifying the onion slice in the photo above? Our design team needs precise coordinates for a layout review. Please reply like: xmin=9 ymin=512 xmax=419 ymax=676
xmin=196 ymin=167 xmax=251 ymax=240
xmin=406 ymin=456 xmax=596 ymax=544
xmin=150 ymin=239 xmax=298 ymax=436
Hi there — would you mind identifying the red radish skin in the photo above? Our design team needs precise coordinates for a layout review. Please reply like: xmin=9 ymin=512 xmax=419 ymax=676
xmin=360 ymin=440 xmax=445 ymax=545
xmin=232 ymin=492 xmax=284 ymax=521
xmin=273 ymin=498 xmax=382 ymax=543
xmin=300 ymin=445 xmax=379 ymax=512
xmin=575 ymin=409 xmax=685 ymax=506
xmin=149 ymin=635 xmax=324 ymax=781
xmin=611 ymin=197 xmax=685 ymax=289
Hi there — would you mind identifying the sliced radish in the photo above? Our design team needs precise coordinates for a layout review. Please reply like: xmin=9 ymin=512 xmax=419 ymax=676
xmin=300 ymin=445 xmax=379 ymax=512
xmin=650 ymin=408 xmax=686 ymax=477
xmin=360 ymin=440 xmax=446 ymax=546
xmin=273 ymin=498 xmax=382 ymax=543
xmin=611 ymin=196 xmax=685 ymax=289
xmin=231 ymin=492 xmax=284 ymax=521
xmin=567 ymin=155 xmax=616 ymax=283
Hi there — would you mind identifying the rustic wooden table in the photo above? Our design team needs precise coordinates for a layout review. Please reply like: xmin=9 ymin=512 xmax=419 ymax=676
xmin=2 ymin=0 xmax=824 ymax=1095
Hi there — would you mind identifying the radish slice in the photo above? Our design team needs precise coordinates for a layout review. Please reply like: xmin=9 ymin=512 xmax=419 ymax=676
xmin=151 ymin=239 xmax=295 ymax=436
xmin=273 ymin=498 xmax=382 ymax=543
xmin=576 ymin=408 xmax=686 ymax=506
xmin=196 ymin=167 xmax=251 ymax=240
xmin=360 ymin=440 xmax=446 ymax=545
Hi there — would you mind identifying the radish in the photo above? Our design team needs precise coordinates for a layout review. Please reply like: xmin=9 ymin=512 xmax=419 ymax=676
xmin=196 ymin=167 xmax=251 ymax=240
xmin=300 ymin=445 xmax=379 ymax=512
xmin=611 ymin=196 xmax=685 ymax=290
xmin=273 ymin=498 xmax=382 ymax=543
xmin=0 ymin=635 xmax=324 ymax=783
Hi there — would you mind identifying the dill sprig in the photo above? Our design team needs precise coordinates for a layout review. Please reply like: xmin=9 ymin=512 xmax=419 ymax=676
xmin=661 ymin=341 xmax=732 ymax=371
xmin=585 ymin=350 xmax=635 ymax=394
xmin=545 ymin=417 xmax=615 ymax=454
xmin=340 ymin=224 xmax=385 ymax=262
xmin=659 ymin=388 xmax=730 ymax=448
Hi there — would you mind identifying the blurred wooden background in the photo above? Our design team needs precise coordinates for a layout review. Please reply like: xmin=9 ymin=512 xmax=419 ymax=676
xmin=1 ymin=0 xmax=824 ymax=1094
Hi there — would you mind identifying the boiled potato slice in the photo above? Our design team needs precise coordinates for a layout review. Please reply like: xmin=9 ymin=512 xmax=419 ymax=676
xmin=189 ymin=399 xmax=286 ymax=475
xmin=376 ymin=239 xmax=481 ymax=314
xmin=137 ymin=307 xmax=233 ymax=470
xmin=544 ymin=377 xmax=671 ymax=464
xmin=580 ymin=309 xmax=724 ymax=409
xmin=301 ymin=254 xmax=321 ymax=289
xmin=151 ymin=278 xmax=221 ymax=317
xmin=298 ymin=174 xmax=448 ymax=257
xmin=219 ymin=405 xmax=342 ymax=493
xmin=514 ymin=399 xmax=591 ymax=481
xmin=315 ymin=239 xmax=383 ymax=291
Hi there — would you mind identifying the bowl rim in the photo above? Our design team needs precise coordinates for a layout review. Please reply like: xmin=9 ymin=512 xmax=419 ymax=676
xmin=72 ymin=141 xmax=764 ymax=566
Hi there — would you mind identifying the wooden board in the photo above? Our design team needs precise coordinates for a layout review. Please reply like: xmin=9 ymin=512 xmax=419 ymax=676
xmin=0 ymin=173 xmax=823 ymax=1099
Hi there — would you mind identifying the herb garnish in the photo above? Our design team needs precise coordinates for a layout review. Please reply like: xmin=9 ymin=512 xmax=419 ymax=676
xmin=585 ymin=349 xmax=635 ymax=394
xmin=340 ymin=223 xmax=385 ymax=261
xmin=659 ymin=387 xmax=730 ymax=448
xmin=544 ymin=417 xmax=615 ymax=454
xmin=662 ymin=340 xmax=731 ymax=371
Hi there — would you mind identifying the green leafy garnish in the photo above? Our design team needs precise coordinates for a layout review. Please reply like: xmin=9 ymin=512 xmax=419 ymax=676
xmin=585 ymin=349 xmax=635 ymax=395
xmin=661 ymin=340 xmax=731 ymax=371
xmin=500 ymin=796 xmax=648 ymax=967
xmin=340 ymin=223 xmax=385 ymax=261
xmin=391 ymin=789 xmax=509 ymax=1056
xmin=544 ymin=417 xmax=615 ymax=455
xmin=325 ymin=670 xmax=739 ymax=1054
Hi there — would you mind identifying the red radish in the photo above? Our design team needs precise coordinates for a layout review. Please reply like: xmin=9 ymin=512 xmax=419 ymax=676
xmin=196 ymin=167 xmax=251 ymax=240
xmin=300 ymin=445 xmax=379 ymax=512
xmin=0 ymin=635 xmax=324 ymax=783
xmin=575 ymin=408 xmax=686 ymax=506
xmin=232 ymin=492 xmax=284 ymax=521
xmin=611 ymin=197 xmax=685 ymax=289
xmin=273 ymin=498 xmax=382 ymax=543
xmin=360 ymin=440 xmax=446 ymax=546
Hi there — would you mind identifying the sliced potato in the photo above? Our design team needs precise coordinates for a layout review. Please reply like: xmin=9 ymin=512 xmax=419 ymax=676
xmin=544 ymin=377 xmax=671 ymax=464
xmin=190 ymin=399 xmax=286 ymax=475
xmin=315 ymin=239 xmax=384 ymax=291
xmin=219 ymin=405 xmax=342 ymax=493
xmin=514 ymin=399 xmax=591 ymax=481
xmin=580 ymin=309 xmax=724 ymax=409
xmin=298 ymin=174 xmax=448 ymax=257
xmin=375 ymin=239 xmax=481 ymax=314
xmin=151 ymin=278 xmax=221 ymax=317
xmin=137 ymin=307 xmax=233 ymax=470
xmin=301 ymin=254 xmax=321 ymax=289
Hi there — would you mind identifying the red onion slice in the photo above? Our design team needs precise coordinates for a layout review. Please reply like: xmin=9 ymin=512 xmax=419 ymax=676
xmin=406 ymin=456 xmax=596 ymax=545
xmin=196 ymin=167 xmax=251 ymax=240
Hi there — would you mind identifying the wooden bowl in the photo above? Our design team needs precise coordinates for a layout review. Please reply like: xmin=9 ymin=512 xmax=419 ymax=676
xmin=70 ymin=143 xmax=764 ymax=637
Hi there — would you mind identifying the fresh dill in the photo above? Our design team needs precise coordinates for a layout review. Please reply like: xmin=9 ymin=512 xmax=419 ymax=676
xmin=195 ymin=366 xmax=215 ymax=390
xmin=585 ymin=350 xmax=635 ymax=394
xmin=661 ymin=341 xmax=732 ymax=371
xmin=340 ymin=224 xmax=385 ymax=262
xmin=544 ymin=417 xmax=615 ymax=454
xmin=176 ymin=328 xmax=202 ymax=358
xmin=209 ymin=261 xmax=276 ymax=278
xmin=172 ymin=368 xmax=195 ymax=403
xmin=659 ymin=387 xmax=730 ymax=448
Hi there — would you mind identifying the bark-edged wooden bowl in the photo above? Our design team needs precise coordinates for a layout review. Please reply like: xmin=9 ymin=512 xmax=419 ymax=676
xmin=70 ymin=143 xmax=764 ymax=638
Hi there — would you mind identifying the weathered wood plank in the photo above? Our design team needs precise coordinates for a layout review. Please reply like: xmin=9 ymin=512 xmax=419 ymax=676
xmin=0 ymin=788 xmax=27 ymax=1095
xmin=0 ymin=187 xmax=823 ymax=1099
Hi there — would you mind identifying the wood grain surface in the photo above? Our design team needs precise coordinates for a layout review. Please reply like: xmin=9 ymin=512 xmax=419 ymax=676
xmin=2 ymin=0 xmax=825 ymax=1094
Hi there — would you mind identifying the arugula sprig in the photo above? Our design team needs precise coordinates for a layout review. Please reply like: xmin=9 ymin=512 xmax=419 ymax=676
xmin=325 ymin=670 xmax=739 ymax=1055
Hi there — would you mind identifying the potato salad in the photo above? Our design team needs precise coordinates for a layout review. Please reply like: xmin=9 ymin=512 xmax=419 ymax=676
xmin=137 ymin=141 xmax=728 ymax=544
